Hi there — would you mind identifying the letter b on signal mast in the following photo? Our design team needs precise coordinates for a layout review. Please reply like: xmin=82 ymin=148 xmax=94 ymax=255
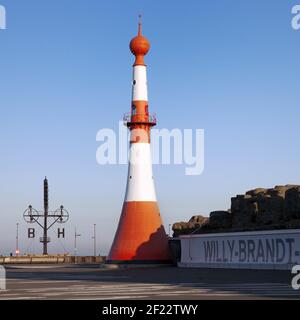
xmin=28 ymin=228 xmax=35 ymax=239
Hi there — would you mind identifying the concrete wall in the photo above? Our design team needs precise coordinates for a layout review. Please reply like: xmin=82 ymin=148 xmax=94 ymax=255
xmin=178 ymin=229 xmax=300 ymax=270
xmin=0 ymin=256 xmax=106 ymax=264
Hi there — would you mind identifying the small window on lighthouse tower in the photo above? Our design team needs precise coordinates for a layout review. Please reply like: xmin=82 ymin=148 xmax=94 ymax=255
xmin=132 ymin=105 xmax=137 ymax=115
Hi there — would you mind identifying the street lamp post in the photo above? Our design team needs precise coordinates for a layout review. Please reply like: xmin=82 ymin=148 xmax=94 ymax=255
xmin=16 ymin=223 xmax=19 ymax=256
xmin=74 ymin=227 xmax=81 ymax=264
xmin=92 ymin=224 xmax=96 ymax=257
xmin=168 ymin=224 xmax=172 ymax=237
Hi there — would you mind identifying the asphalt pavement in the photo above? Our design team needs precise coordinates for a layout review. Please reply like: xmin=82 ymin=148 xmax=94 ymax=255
xmin=0 ymin=264 xmax=299 ymax=300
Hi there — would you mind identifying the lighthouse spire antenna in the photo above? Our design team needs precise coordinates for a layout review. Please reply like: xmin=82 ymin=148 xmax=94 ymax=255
xmin=138 ymin=14 xmax=142 ymax=35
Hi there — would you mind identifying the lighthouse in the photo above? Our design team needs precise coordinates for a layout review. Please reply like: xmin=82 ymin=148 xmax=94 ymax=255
xmin=107 ymin=18 xmax=171 ymax=264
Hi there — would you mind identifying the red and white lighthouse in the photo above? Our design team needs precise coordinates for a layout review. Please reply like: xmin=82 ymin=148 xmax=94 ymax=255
xmin=107 ymin=19 xmax=171 ymax=264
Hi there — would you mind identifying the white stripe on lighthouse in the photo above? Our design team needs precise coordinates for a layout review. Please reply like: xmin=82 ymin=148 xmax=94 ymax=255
xmin=132 ymin=65 xmax=148 ymax=101
xmin=124 ymin=142 xmax=157 ymax=202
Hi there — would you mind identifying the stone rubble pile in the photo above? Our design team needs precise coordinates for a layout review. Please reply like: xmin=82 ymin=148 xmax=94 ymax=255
xmin=172 ymin=185 xmax=300 ymax=237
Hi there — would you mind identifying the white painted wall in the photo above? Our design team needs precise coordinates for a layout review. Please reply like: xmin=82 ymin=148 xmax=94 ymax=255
xmin=132 ymin=65 xmax=148 ymax=102
xmin=179 ymin=229 xmax=300 ymax=270
xmin=124 ymin=142 xmax=157 ymax=202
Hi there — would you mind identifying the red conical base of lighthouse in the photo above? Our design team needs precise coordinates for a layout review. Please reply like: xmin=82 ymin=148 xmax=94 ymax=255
xmin=106 ymin=18 xmax=172 ymax=264
xmin=107 ymin=202 xmax=171 ymax=263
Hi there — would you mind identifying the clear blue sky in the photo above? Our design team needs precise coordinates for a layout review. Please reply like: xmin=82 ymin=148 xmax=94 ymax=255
xmin=0 ymin=0 xmax=299 ymax=255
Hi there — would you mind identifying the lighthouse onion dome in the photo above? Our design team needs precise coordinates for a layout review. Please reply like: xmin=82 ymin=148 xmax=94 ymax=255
xmin=130 ymin=34 xmax=150 ymax=56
